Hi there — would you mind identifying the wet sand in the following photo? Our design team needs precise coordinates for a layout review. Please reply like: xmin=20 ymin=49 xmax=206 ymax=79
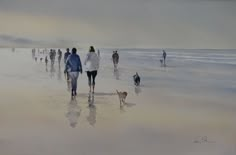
xmin=0 ymin=48 xmax=236 ymax=155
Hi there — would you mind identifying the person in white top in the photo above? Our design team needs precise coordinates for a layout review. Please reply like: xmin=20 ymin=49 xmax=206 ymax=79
xmin=84 ymin=46 xmax=99 ymax=93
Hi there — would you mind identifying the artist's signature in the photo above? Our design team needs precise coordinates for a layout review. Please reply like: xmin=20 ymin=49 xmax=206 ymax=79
xmin=193 ymin=136 xmax=216 ymax=144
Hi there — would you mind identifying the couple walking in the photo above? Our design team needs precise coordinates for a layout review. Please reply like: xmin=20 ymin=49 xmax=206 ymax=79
xmin=64 ymin=46 xmax=99 ymax=97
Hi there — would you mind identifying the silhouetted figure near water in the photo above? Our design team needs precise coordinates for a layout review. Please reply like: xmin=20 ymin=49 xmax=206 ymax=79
xmin=45 ymin=56 xmax=48 ymax=65
xmin=133 ymin=72 xmax=140 ymax=86
xmin=162 ymin=50 xmax=167 ymax=66
xmin=32 ymin=48 xmax=36 ymax=59
xmin=58 ymin=49 xmax=62 ymax=64
xmin=49 ymin=49 xmax=54 ymax=65
xmin=49 ymin=49 xmax=56 ymax=65
xmin=112 ymin=51 xmax=119 ymax=69
xmin=64 ymin=48 xmax=71 ymax=81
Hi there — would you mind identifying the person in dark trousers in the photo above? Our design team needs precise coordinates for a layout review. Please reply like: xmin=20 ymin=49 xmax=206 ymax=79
xmin=49 ymin=49 xmax=54 ymax=65
xmin=58 ymin=49 xmax=62 ymax=64
xmin=64 ymin=48 xmax=83 ymax=97
xmin=162 ymin=50 xmax=167 ymax=66
xmin=64 ymin=48 xmax=71 ymax=81
xmin=64 ymin=48 xmax=71 ymax=64
xmin=112 ymin=51 xmax=119 ymax=68
xmin=84 ymin=46 xmax=99 ymax=93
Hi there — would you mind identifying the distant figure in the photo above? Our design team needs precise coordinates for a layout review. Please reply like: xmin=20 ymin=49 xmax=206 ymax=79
xmin=133 ymin=72 xmax=140 ymax=86
xmin=45 ymin=56 xmax=48 ymax=65
xmin=58 ymin=49 xmax=62 ymax=64
xmin=64 ymin=48 xmax=71 ymax=81
xmin=112 ymin=51 xmax=119 ymax=68
xmin=65 ymin=48 xmax=83 ymax=97
xmin=32 ymin=48 xmax=36 ymax=59
xmin=84 ymin=46 xmax=99 ymax=93
xmin=162 ymin=50 xmax=167 ymax=66
xmin=64 ymin=48 xmax=71 ymax=64
xmin=49 ymin=49 xmax=54 ymax=65
xmin=53 ymin=49 xmax=56 ymax=61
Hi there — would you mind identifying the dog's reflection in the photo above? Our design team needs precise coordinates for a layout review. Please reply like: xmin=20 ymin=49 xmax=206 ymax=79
xmin=120 ymin=102 xmax=136 ymax=113
xmin=66 ymin=98 xmax=81 ymax=128
xmin=120 ymin=104 xmax=126 ymax=113
xmin=113 ymin=68 xmax=120 ymax=80
xmin=87 ymin=93 xmax=96 ymax=126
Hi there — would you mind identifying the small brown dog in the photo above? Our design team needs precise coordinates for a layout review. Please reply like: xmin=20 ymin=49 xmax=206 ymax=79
xmin=116 ymin=90 xmax=128 ymax=106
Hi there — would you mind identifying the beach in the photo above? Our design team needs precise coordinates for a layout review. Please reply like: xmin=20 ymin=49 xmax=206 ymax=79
xmin=0 ymin=48 xmax=236 ymax=155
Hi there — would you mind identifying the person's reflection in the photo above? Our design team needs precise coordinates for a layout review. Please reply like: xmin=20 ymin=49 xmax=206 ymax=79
xmin=45 ymin=63 xmax=48 ymax=72
xmin=50 ymin=63 xmax=56 ymax=78
xmin=66 ymin=98 xmax=81 ymax=128
xmin=87 ymin=93 xmax=96 ymax=126
xmin=113 ymin=68 xmax=120 ymax=80
xmin=135 ymin=86 xmax=141 ymax=95
xmin=57 ymin=64 xmax=62 ymax=80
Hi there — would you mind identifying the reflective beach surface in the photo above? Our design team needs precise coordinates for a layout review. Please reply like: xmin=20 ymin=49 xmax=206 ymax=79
xmin=0 ymin=48 xmax=236 ymax=155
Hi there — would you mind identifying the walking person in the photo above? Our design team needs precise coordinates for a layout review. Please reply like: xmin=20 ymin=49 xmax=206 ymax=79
xmin=84 ymin=46 xmax=99 ymax=93
xmin=162 ymin=50 xmax=167 ymax=66
xmin=112 ymin=51 xmax=119 ymax=69
xmin=64 ymin=48 xmax=71 ymax=64
xmin=58 ymin=49 xmax=62 ymax=64
xmin=49 ymin=49 xmax=54 ymax=65
xmin=64 ymin=48 xmax=71 ymax=81
xmin=64 ymin=48 xmax=83 ymax=97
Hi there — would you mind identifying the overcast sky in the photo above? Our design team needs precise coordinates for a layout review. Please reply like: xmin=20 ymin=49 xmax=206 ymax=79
xmin=0 ymin=0 xmax=235 ymax=48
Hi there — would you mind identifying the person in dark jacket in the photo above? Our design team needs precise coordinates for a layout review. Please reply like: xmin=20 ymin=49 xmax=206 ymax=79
xmin=112 ymin=51 xmax=119 ymax=68
xmin=64 ymin=48 xmax=71 ymax=64
xmin=162 ymin=50 xmax=167 ymax=66
xmin=65 ymin=48 xmax=83 ymax=97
